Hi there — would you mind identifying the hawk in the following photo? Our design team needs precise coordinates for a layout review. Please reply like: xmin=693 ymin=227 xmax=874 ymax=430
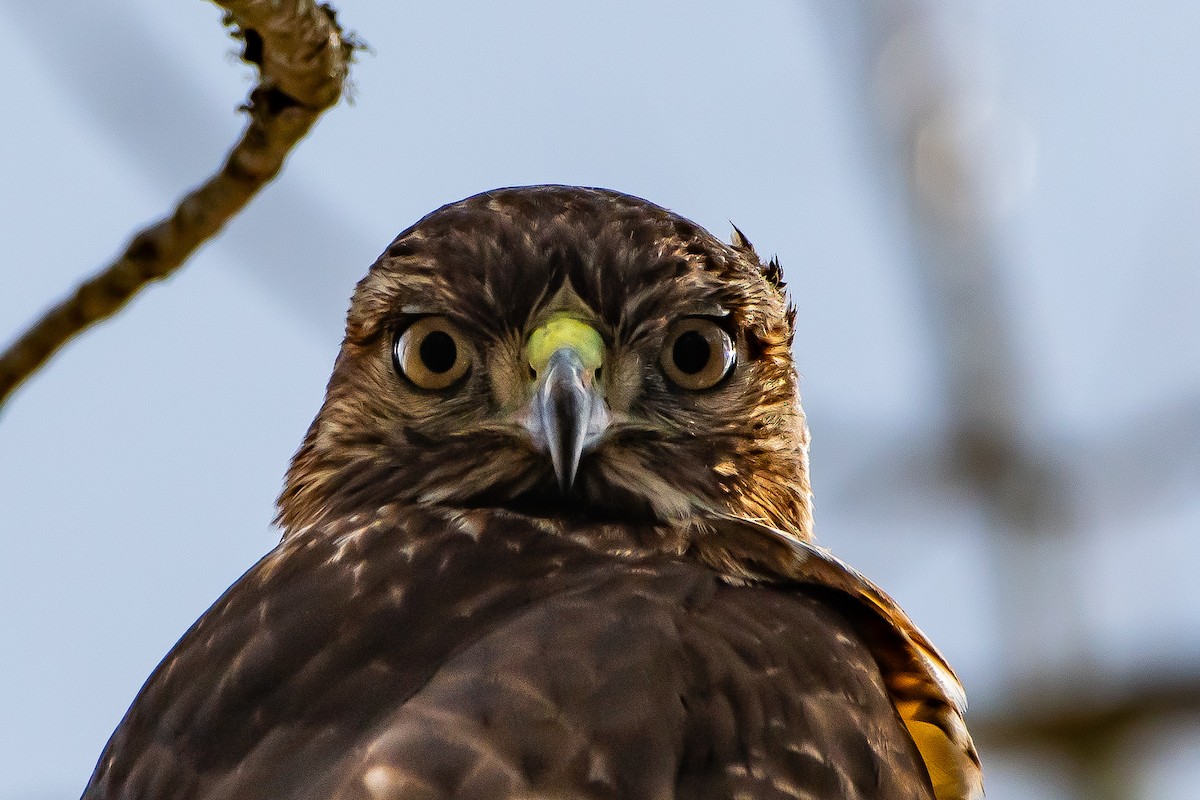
xmin=84 ymin=186 xmax=982 ymax=799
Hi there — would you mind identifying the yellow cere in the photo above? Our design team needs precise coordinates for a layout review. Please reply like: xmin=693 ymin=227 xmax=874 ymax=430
xmin=525 ymin=313 xmax=605 ymax=374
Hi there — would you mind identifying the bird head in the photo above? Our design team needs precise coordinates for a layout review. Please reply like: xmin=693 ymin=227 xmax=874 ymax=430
xmin=279 ymin=186 xmax=812 ymax=540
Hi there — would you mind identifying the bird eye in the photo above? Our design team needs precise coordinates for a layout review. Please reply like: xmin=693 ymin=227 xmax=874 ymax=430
xmin=393 ymin=317 xmax=472 ymax=389
xmin=660 ymin=318 xmax=736 ymax=390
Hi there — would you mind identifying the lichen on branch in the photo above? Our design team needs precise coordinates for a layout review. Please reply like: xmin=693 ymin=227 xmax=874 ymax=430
xmin=0 ymin=0 xmax=356 ymax=408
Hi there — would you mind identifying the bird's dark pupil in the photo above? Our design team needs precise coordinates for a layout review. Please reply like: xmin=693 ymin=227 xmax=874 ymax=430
xmin=419 ymin=331 xmax=457 ymax=373
xmin=672 ymin=331 xmax=711 ymax=374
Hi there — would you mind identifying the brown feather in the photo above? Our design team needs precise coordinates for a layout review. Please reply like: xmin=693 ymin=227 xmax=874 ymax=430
xmin=86 ymin=186 xmax=980 ymax=799
xmin=278 ymin=186 xmax=812 ymax=541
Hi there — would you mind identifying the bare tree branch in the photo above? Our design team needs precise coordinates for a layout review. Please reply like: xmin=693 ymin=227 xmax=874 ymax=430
xmin=975 ymin=672 xmax=1200 ymax=751
xmin=975 ymin=672 xmax=1200 ymax=800
xmin=0 ymin=0 xmax=354 ymax=408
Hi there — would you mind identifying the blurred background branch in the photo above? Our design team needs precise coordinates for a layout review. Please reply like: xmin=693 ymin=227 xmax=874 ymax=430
xmin=816 ymin=2 xmax=1200 ymax=798
xmin=0 ymin=0 xmax=353 ymax=408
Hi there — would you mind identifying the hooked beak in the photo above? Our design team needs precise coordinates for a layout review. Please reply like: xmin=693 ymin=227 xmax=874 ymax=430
xmin=522 ymin=315 xmax=609 ymax=492
xmin=526 ymin=348 xmax=608 ymax=492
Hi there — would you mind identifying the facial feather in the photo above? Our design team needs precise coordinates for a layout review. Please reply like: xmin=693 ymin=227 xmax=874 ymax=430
xmin=278 ymin=185 xmax=812 ymax=543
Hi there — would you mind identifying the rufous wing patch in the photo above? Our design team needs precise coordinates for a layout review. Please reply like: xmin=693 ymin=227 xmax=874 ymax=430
xmin=699 ymin=515 xmax=984 ymax=800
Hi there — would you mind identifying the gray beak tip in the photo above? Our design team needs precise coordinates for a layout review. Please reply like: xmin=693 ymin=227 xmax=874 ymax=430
xmin=530 ymin=348 xmax=605 ymax=493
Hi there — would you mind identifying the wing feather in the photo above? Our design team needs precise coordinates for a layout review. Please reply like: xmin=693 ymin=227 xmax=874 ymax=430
xmin=698 ymin=515 xmax=984 ymax=800
xmin=85 ymin=508 xmax=955 ymax=799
